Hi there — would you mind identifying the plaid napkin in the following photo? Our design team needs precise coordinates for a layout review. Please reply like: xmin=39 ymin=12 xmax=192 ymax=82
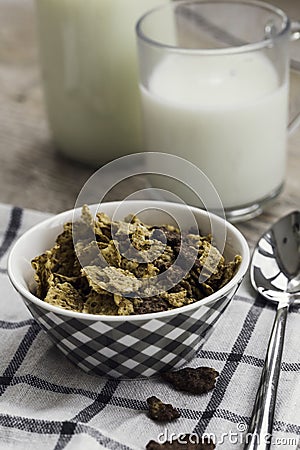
xmin=0 ymin=203 xmax=299 ymax=450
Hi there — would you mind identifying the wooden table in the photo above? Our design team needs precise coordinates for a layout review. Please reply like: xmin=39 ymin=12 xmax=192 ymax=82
xmin=0 ymin=0 xmax=299 ymax=249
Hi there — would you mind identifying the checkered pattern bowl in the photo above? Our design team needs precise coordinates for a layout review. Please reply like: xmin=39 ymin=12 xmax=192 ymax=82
xmin=8 ymin=201 xmax=249 ymax=379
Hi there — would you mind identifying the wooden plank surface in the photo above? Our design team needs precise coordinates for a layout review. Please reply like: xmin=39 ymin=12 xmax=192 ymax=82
xmin=0 ymin=0 xmax=299 ymax=249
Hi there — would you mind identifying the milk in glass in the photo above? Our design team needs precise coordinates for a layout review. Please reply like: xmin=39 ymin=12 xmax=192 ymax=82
xmin=141 ymin=52 xmax=288 ymax=208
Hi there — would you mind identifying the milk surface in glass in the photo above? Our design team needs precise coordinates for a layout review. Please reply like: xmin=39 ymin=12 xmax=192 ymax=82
xmin=141 ymin=52 xmax=288 ymax=208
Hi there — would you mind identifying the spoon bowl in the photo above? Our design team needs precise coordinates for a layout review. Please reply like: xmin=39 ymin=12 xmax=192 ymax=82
xmin=250 ymin=211 xmax=300 ymax=302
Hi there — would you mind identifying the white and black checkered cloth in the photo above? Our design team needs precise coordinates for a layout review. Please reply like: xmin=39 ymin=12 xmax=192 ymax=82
xmin=0 ymin=203 xmax=299 ymax=450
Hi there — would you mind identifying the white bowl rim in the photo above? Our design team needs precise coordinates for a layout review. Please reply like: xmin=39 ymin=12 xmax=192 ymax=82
xmin=8 ymin=200 xmax=250 ymax=322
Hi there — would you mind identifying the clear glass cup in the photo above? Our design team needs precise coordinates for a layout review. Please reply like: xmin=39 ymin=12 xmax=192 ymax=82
xmin=136 ymin=0 xmax=300 ymax=221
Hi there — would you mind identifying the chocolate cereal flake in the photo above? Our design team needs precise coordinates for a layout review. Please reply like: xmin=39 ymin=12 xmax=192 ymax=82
xmin=146 ymin=435 xmax=215 ymax=450
xmin=147 ymin=396 xmax=180 ymax=422
xmin=162 ymin=367 xmax=219 ymax=394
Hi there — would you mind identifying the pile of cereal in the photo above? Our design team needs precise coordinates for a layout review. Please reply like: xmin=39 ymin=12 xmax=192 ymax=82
xmin=31 ymin=205 xmax=242 ymax=315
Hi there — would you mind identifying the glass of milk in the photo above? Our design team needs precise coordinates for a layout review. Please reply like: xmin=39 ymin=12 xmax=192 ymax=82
xmin=34 ymin=0 xmax=170 ymax=167
xmin=136 ymin=0 xmax=298 ymax=221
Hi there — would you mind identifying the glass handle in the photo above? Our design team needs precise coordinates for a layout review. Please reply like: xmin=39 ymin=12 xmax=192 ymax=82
xmin=288 ymin=21 xmax=300 ymax=135
xmin=290 ymin=20 xmax=300 ymax=42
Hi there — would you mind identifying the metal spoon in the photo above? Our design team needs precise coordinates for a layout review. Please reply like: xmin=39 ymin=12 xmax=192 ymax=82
xmin=244 ymin=211 xmax=300 ymax=450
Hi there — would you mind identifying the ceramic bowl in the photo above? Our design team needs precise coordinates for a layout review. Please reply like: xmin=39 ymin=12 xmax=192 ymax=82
xmin=8 ymin=201 xmax=249 ymax=379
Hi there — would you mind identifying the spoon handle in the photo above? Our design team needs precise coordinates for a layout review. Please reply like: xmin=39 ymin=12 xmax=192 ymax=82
xmin=243 ymin=302 xmax=289 ymax=450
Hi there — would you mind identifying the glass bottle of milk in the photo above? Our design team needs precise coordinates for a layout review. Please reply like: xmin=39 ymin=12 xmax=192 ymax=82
xmin=35 ymin=0 xmax=170 ymax=166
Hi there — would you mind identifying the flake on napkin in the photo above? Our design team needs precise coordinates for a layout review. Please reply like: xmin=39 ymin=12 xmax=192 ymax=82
xmin=146 ymin=435 xmax=215 ymax=449
xmin=147 ymin=396 xmax=180 ymax=422
xmin=161 ymin=367 xmax=219 ymax=394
